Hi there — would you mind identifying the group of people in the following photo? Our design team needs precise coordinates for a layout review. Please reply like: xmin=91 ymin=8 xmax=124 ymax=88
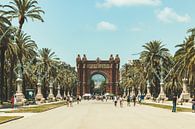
xmin=172 ymin=95 xmax=195 ymax=113
xmin=113 ymin=95 xmax=137 ymax=107
xmin=66 ymin=95 xmax=82 ymax=107
xmin=65 ymin=96 xmax=73 ymax=107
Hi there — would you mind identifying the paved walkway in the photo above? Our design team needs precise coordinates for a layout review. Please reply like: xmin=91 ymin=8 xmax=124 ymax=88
xmin=0 ymin=100 xmax=195 ymax=129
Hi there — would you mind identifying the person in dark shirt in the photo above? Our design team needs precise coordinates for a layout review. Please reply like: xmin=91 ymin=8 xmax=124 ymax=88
xmin=172 ymin=95 xmax=177 ymax=112
xmin=192 ymin=96 xmax=195 ymax=113
xmin=132 ymin=95 xmax=136 ymax=106
xmin=127 ymin=96 xmax=131 ymax=107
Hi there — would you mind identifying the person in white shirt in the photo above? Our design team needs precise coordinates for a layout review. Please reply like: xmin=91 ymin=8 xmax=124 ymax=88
xmin=69 ymin=96 xmax=73 ymax=107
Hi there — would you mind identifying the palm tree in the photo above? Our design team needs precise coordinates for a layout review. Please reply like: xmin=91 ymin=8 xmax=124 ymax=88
xmin=164 ymin=72 xmax=182 ymax=99
xmin=174 ymin=28 xmax=195 ymax=95
xmin=0 ymin=16 xmax=16 ymax=104
xmin=120 ymin=63 xmax=132 ymax=95
xmin=38 ymin=48 xmax=59 ymax=98
xmin=140 ymin=40 xmax=172 ymax=97
xmin=15 ymin=32 xmax=37 ymax=94
xmin=1 ymin=0 xmax=44 ymax=33
xmin=16 ymin=32 xmax=37 ymax=70
xmin=174 ymin=37 xmax=194 ymax=78
xmin=1 ymin=0 xmax=44 ymax=99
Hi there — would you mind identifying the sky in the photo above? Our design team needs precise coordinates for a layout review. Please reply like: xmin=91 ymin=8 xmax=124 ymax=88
xmin=1 ymin=0 xmax=195 ymax=67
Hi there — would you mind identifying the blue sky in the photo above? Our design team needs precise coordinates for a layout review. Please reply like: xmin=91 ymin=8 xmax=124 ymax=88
xmin=2 ymin=0 xmax=195 ymax=67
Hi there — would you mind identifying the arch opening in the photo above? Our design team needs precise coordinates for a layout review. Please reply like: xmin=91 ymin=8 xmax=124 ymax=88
xmin=90 ymin=73 xmax=107 ymax=95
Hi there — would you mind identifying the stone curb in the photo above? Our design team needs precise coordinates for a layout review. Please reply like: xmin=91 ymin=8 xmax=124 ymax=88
xmin=0 ymin=116 xmax=24 ymax=125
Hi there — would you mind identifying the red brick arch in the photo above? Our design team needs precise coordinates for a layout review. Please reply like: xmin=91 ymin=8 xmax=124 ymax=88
xmin=76 ymin=54 xmax=120 ymax=96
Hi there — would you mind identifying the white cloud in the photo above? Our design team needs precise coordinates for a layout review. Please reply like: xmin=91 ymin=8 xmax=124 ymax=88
xmin=157 ymin=7 xmax=191 ymax=23
xmin=97 ymin=21 xmax=117 ymax=31
xmin=97 ymin=0 xmax=161 ymax=8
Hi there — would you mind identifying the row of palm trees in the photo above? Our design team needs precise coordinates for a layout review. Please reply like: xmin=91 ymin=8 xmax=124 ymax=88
xmin=121 ymin=28 xmax=195 ymax=99
xmin=0 ymin=0 xmax=77 ymax=104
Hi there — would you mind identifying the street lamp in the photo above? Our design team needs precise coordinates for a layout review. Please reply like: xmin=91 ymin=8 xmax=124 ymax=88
xmin=145 ymin=80 xmax=151 ymax=99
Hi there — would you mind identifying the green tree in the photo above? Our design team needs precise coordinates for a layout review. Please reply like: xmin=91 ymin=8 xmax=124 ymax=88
xmin=140 ymin=40 xmax=172 ymax=97
xmin=1 ymin=0 xmax=44 ymax=33
xmin=0 ymin=16 xmax=16 ymax=104
xmin=38 ymin=48 xmax=59 ymax=98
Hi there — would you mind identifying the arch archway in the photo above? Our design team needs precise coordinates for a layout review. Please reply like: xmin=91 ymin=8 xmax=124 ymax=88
xmin=89 ymin=72 xmax=107 ymax=95
xmin=76 ymin=54 xmax=120 ymax=96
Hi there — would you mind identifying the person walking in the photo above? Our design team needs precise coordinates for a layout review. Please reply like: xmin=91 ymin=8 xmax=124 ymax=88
xmin=132 ymin=95 xmax=136 ymax=106
xmin=114 ymin=96 xmax=117 ymax=107
xmin=69 ymin=96 xmax=73 ymax=107
xmin=127 ymin=95 xmax=131 ymax=107
xmin=192 ymin=96 xmax=195 ymax=113
xmin=79 ymin=95 xmax=82 ymax=102
xmin=11 ymin=95 xmax=14 ymax=109
xmin=119 ymin=96 xmax=123 ymax=108
xmin=67 ymin=96 xmax=70 ymax=107
xmin=172 ymin=95 xmax=177 ymax=112
xmin=77 ymin=96 xmax=80 ymax=104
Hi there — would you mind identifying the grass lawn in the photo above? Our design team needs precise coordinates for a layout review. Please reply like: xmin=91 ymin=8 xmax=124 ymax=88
xmin=143 ymin=102 xmax=192 ymax=112
xmin=0 ymin=116 xmax=23 ymax=124
xmin=5 ymin=102 xmax=66 ymax=113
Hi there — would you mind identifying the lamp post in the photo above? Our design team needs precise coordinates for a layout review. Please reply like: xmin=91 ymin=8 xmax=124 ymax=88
xmin=145 ymin=80 xmax=151 ymax=99
xmin=35 ymin=58 xmax=46 ymax=103
xmin=15 ymin=63 xmax=26 ymax=105
xmin=56 ymin=85 xmax=62 ymax=100
xmin=157 ymin=57 xmax=167 ymax=102
xmin=48 ymin=79 xmax=55 ymax=101
xmin=179 ymin=78 xmax=190 ymax=102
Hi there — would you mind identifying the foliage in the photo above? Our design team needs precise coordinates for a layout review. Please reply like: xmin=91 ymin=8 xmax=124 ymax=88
xmin=0 ymin=0 xmax=77 ymax=103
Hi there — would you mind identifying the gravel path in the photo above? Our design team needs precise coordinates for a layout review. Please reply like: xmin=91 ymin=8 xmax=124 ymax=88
xmin=0 ymin=100 xmax=195 ymax=129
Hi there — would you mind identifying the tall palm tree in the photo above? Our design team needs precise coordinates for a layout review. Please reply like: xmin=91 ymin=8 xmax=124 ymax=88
xmin=1 ymin=0 xmax=44 ymax=99
xmin=140 ymin=40 xmax=172 ymax=97
xmin=174 ymin=29 xmax=195 ymax=95
xmin=16 ymin=32 xmax=37 ymax=66
xmin=15 ymin=32 xmax=37 ymax=94
xmin=174 ymin=37 xmax=194 ymax=78
xmin=38 ymin=48 xmax=59 ymax=98
xmin=0 ymin=16 xmax=16 ymax=104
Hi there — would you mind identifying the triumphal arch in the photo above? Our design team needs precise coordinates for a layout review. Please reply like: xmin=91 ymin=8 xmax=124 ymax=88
xmin=76 ymin=54 xmax=120 ymax=96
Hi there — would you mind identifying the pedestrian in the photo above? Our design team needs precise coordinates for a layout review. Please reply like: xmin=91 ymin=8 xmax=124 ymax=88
xmin=127 ymin=95 xmax=131 ymax=107
xmin=67 ymin=96 xmax=70 ymax=107
xmin=106 ymin=96 xmax=108 ymax=102
xmin=119 ymin=96 xmax=123 ymax=108
xmin=11 ymin=95 xmax=14 ymax=108
xmin=79 ymin=95 xmax=82 ymax=102
xmin=192 ymin=96 xmax=195 ymax=113
xmin=77 ymin=96 xmax=80 ymax=104
xmin=13 ymin=95 xmax=17 ymax=108
xmin=172 ymin=95 xmax=177 ymax=112
xmin=69 ymin=96 xmax=73 ymax=107
xmin=114 ymin=96 xmax=117 ymax=107
xmin=132 ymin=95 xmax=136 ymax=106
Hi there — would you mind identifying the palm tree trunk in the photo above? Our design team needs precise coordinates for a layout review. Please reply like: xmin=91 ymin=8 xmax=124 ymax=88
xmin=18 ymin=23 xmax=23 ymax=35
xmin=5 ymin=73 xmax=8 ymax=101
xmin=9 ymin=56 xmax=16 ymax=98
xmin=43 ymin=63 xmax=47 ymax=98
xmin=0 ymin=48 xmax=5 ymax=104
